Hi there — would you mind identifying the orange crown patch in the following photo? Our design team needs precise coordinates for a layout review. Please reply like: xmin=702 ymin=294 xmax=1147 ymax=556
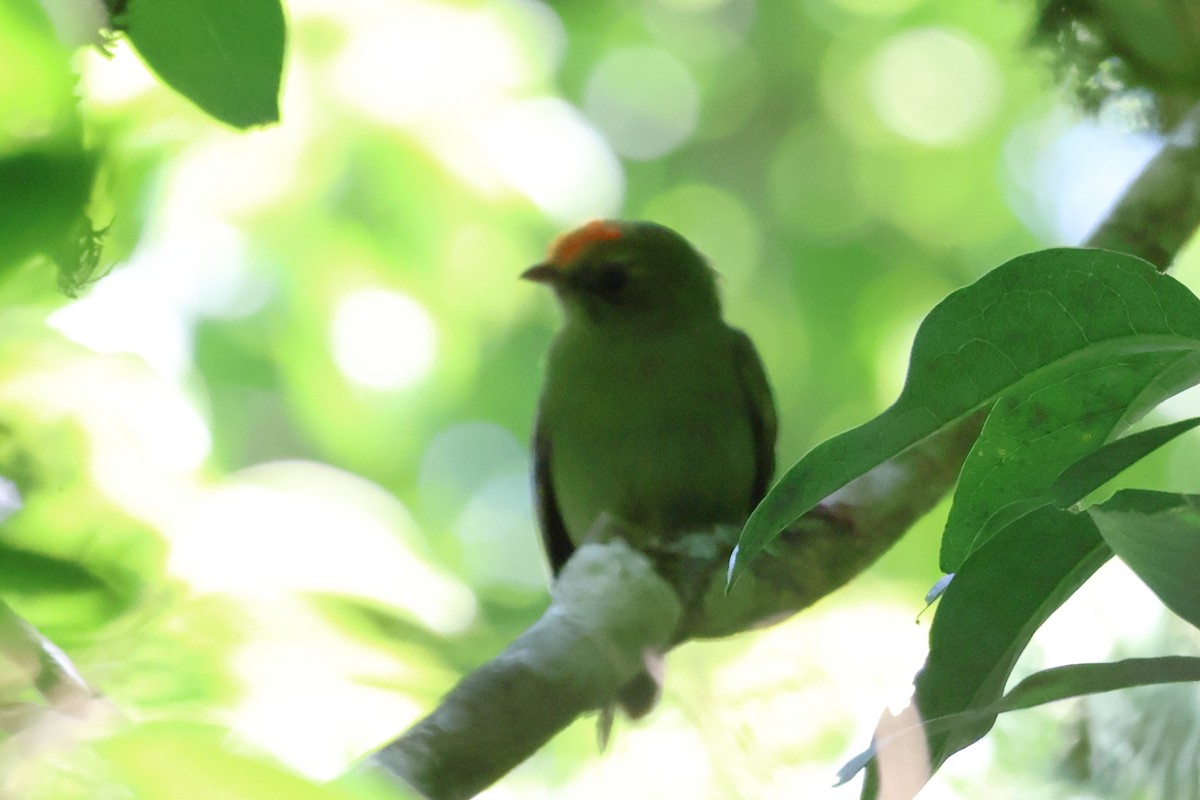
xmin=547 ymin=220 xmax=623 ymax=267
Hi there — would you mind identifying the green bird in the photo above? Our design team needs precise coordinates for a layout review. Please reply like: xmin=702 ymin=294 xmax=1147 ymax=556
xmin=523 ymin=219 xmax=777 ymax=721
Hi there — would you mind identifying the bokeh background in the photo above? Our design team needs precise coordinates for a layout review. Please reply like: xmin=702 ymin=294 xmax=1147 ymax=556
xmin=4 ymin=0 xmax=1200 ymax=797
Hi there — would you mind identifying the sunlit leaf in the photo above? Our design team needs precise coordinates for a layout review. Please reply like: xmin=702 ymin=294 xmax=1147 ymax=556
xmin=1089 ymin=490 xmax=1200 ymax=629
xmin=0 ymin=0 xmax=79 ymax=138
xmin=305 ymin=593 xmax=476 ymax=678
xmin=98 ymin=721 xmax=358 ymax=800
xmin=733 ymin=248 xmax=1200 ymax=582
xmin=122 ymin=0 xmax=286 ymax=128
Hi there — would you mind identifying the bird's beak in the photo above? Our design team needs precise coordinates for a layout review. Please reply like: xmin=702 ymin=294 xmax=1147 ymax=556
xmin=521 ymin=262 xmax=563 ymax=285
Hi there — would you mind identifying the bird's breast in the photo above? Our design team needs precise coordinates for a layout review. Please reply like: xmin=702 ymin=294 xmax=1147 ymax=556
xmin=541 ymin=327 xmax=756 ymax=546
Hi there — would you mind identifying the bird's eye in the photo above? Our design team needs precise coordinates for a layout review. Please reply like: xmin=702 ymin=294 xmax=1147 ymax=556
xmin=593 ymin=263 xmax=629 ymax=294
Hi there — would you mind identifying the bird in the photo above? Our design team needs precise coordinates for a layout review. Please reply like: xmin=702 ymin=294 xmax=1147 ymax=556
xmin=523 ymin=219 xmax=777 ymax=724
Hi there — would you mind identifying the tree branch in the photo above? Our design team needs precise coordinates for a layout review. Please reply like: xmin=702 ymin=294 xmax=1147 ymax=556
xmin=367 ymin=540 xmax=681 ymax=800
xmin=360 ymin=396 xmax=988 ymax=800
xmin=1084 ymin=104 xmax=1200 ymax=268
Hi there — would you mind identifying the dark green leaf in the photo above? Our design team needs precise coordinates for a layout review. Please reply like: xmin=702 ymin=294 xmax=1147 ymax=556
xmin=0 ymin=543 xmax=110 ymax=595
xmin=942 ymin=351 xmax=1200 ymax=570
xmin=913 ymin=507 xmax=1110 ymax=779
xmin=945 ymin=401 xmax=1200 ymax=571
xmin=964 ymin=416 xmax=1200 ymax=556
xmin=0 ymin=149 xmax=94 ymax=274
xmin=1089 ymin=490 xmax=1200 ymax=629
xmin=123 ymin=0 xmax=286 ymax=128
xmin=1048 ymin=417 xmax=1200 ymax=506
xmin=0 ymin=543 xmax=137 ymax=634
xmin=732 ymin=248 xmax=1200 ymax=583
xmin=859 ymin=507 xmax=1112 ymax=799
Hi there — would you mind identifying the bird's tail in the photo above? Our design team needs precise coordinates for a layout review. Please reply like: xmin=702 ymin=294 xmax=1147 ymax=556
xmin=597 ymin=657 xmax=664 ymax=749
xmin=617 ymin=669 xmax=661 ymax=719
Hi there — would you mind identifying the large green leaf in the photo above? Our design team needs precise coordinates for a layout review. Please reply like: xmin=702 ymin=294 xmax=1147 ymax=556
xmin=860 ymin=506 xmax=1111 ymax=798
xmin=123 ymin=0 xmax=286 ymax=128
xmin=98 ymin=721 xmax=384 ymax=799
xmin=732 ymin=248 xmax=1200 ymax=583
xmin=888 ymin=507 xmax=1111 ymax=797
xmin=1089 ymin=490 xmax=1200 ymax=629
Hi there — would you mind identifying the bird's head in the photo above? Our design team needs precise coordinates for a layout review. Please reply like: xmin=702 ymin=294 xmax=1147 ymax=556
xmin=522 ymin=220 xmax=720 ymax=330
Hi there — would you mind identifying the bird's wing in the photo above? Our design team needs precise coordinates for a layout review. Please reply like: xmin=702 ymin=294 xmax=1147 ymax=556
xmin=729 ymin=327 xmax=778 ymax=502
xmin=533 ymin=415 xmax=575 ymax=575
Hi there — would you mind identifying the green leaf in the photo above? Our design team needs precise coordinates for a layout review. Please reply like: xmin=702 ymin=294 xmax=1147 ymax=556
xmin=860 ymin=506 xmax=1112 ymax=798
xmin=1089 ymin=490 xmax=1200 ymax=629
xmin=942 ymin=352 xmax=1194 ymax=570
xmin=964 ymin=416 xmax=1200 ymax=555
xmin=944 ymin=400 xmax=1200 ymax=571
xmin=99 ymin=721 xmax=361 ymax=800
xmin=0 ymin=543 xmax=137 ymax=634
xmin=0 ymin=543 xmax=112 ymax=595
xmin=0 ymin=0 xmax=80 ymax=138
xmin=912 ymin=507 xmax=1110 ymax=779
xmin=990 ymin=656 xmax=1200 ymax=715
xmin=732 ymin=248 xmax=1200 ymax=582
xmin=0 ymin=149 xmax=94 ymax=273
xmin=845 ymin=657 xmax=1200 ymax=789
xmin=123 ymin=0 xmax=286 ymax=128
xmin=1047 ymin=417 xmax=1200 ymax=506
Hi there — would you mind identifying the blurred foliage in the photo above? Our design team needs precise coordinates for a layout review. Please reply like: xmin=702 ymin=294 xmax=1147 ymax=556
xmin=114 ymin=0 xmax=286 ymax=128
xmin=1 ymin=0 xmax=1199 ymax=796
xmin=771 ymin=249 xmax=1200 ymax=797
xmin=1033 ymin=0 xmax=1200 ymax=130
